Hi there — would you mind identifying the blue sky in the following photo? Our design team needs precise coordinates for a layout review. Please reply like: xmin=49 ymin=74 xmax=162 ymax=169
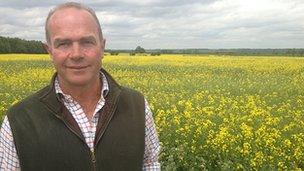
xmin=0 ymin=0 xmax=303 ymax=49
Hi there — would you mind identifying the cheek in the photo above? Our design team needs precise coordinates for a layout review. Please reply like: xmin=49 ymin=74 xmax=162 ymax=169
xmin=51 ymin=52 xmax=66 ymax=68
xmin=85 ymin=49 xmax=102 ymax=61
xmin=84 ymin=48 xmax=100 ymax=57
xmin=52 ymin=49 xmax=68 ymax=57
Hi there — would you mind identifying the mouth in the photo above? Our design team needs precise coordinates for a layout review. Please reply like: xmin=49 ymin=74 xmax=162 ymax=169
xmin=66 ymin=65 xmax=89 ymax=70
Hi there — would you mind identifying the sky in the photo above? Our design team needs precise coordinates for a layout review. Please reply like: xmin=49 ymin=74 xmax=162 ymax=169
xmin=0 ymin=0 xmax=304 ymax=49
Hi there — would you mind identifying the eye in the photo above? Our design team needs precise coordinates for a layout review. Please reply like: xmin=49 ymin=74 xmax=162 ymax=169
xmin=56 ymin=41 xmax=70 ymax=48
xmin=85 ymin=41 xmax=92 ymax=45
xmin=82 ymin=40 xmax=94 ymax=45
xmin=59 ymin=42 xmax=67 ymax=46
xmin=80 ymin=37 xmax=96 ymax=46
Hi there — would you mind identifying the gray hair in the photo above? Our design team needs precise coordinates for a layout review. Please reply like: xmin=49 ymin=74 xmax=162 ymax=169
xmin=45 ymin=2 xmax=103 ymax=44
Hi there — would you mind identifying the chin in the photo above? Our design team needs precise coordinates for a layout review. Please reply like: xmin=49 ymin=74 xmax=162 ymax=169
xmin=68 ymin=78 xmax=93 ymax=87
xmin=58 ymin=71 xmax=98 ymax=87
xmin=62 ymin=74 xmax=92 ymax=86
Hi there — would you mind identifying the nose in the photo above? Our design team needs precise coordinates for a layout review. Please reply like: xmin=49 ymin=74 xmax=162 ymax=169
xmin=70 ymin=42 xmax=83 ymax=60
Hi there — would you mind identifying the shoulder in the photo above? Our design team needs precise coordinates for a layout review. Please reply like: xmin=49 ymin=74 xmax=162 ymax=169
xmin=120 ymin=86 xmax=144 ymax=100
xmin=117 ymin=86 xmax=145 ymax=109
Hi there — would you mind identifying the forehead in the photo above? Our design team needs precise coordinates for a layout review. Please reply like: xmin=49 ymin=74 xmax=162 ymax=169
xmin=48 ymin=7 xmax=99 ymax=39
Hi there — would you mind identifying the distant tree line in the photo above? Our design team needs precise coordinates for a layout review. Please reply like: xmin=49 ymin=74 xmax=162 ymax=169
xmin=106 ymin=48 xmax=304 ymax=57
xmin=107 ymin=46 xmax=160 ymax=56
xmin=1 ymin=36 xmax=304 ymax=56
xmin=0 ymin=36 xmax=47 ymax=54
xmin=152 ymin=48 xmax=304 ymax=56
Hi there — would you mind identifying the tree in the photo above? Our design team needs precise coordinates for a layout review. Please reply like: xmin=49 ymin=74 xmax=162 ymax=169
xmin=134 ymin=46 xmax=145 ymax=53
xmin=109 ymin=50 xmax=119 ymax=55
xmin=151 ymin=52 xmax=161 ymax=56
xmin=0 ymin=37 xmax=11 ymax=53
xmin=0 ymin=36 xmax=47 ymax=54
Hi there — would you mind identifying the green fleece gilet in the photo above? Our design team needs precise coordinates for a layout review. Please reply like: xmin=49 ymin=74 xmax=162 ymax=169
xmin=7 ymin=69 xmax=145 ymax=171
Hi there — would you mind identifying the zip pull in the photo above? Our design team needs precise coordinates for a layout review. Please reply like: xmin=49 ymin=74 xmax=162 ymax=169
xmin=91 ymin=150 xmax=96 ymax=163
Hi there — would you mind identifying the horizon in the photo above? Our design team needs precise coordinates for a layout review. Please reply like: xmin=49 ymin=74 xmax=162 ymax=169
xmin=2 ymin=35 xmax=304 ymax=50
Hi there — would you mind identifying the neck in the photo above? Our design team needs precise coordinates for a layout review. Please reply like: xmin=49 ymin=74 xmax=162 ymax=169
xmin=58 ymin=75 xmax=102 ymax=121
xmin=58 ymin=76 xmax=102 ymax=104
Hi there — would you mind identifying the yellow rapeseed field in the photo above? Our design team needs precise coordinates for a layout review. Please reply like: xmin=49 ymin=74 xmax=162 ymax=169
xmin=0 ymin=54 xmax=304 ymax=170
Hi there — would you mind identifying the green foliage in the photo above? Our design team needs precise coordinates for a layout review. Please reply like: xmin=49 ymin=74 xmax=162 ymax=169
xmin=109 ymin=51 xmax=119 ymax=55
xmin=135 ymin=46 xmax=146 ymax=53
xmin=0 ymin=36 xmax=47 ymax=54
xmin=151 ymin=52 xmax=161 ymax=56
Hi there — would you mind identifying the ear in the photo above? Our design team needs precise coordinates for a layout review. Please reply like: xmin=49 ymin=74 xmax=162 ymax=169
xmin=101 ymin=38 xmax=106 ymax=59
xmin=43 ymin=42 xmax=52 ymax=54
xmin=102 ymin=38 xmax=106 ymax=49
xmin=43 ymin=42 xmax=54 ymax=60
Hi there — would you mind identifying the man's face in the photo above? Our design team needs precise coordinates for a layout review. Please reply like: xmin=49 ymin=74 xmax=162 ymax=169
xmin=46 ymin=7 xmax=105 ymax=88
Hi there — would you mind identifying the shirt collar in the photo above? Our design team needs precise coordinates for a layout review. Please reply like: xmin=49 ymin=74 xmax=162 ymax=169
xmin=54 ymin=71 xmax=109 ymax=100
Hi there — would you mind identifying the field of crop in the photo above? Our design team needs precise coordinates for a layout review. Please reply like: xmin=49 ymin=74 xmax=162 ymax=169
xmin=0 ymin=54 xmax=304 ymax=170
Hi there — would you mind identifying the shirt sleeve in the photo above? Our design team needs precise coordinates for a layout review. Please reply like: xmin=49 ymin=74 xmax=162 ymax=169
xmin=0 ymin=116 xmax=21 ymax=171
xmin=142 ymin=99 xmax=161 ymax=171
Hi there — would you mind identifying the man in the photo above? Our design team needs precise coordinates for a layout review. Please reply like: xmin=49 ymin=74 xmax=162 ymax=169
xmin=0 ymin=2 xmax=160 ymax=171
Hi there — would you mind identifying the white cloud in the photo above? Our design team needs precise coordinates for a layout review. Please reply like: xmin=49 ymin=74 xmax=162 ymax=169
xmin=0 ymin=6 xmax=49 ymax=41
xmin=0 ymin=0 xmax=303 ymax=48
